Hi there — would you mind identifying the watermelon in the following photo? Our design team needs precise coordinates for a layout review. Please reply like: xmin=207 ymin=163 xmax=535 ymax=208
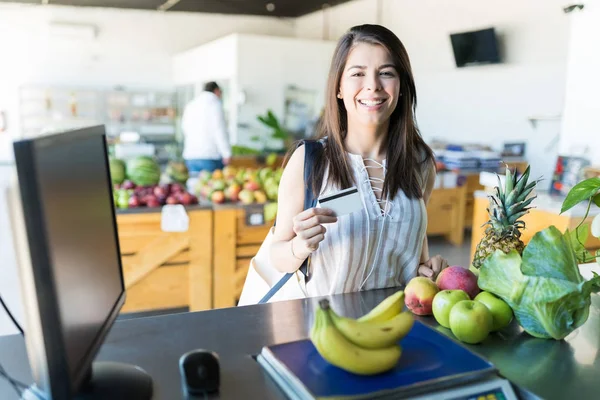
xmin=165 ymin=161 xmax=189 ymax=184
xmin=109 ymin=158 xmax=126 ymax=185
xmin=126 ymin=156 xmax=161 ymax=187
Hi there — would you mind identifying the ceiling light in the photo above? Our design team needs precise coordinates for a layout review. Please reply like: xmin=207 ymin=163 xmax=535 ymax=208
xmin=266 ymin=3 xmax=275 ymax=12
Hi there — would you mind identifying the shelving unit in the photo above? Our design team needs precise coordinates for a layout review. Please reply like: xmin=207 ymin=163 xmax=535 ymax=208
xmin=19 ymin=85 xmax=178 ymax=163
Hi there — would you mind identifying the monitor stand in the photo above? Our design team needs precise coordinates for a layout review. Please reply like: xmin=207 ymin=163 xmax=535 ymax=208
xmin=22 ymin=361 xmax=153 ymax=400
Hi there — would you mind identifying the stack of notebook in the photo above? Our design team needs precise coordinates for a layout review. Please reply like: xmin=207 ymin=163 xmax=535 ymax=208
xmin=256 ymin=321 xmax=497 ymax=400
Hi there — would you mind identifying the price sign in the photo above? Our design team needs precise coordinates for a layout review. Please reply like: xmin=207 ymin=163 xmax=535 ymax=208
xmin=244 ymin=204 xmax=266 ymax=226
xmin=161 ymin=204 xmax=189 ymax=232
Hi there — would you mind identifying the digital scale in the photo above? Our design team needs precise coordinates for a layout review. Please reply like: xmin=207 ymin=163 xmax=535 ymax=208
xmin=409 ymin=376 xmax=518 ymax=400
xmin=257 ymin=321 xmax=526 ymax=400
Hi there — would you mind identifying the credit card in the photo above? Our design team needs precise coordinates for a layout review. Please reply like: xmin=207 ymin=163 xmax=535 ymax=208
xmin=317 ymin=186 xmax=363 ymax=217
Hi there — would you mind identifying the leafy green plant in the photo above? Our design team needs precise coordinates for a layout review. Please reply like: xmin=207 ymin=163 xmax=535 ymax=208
xmin=252 ymin=110 xmax=291 ymax=151
xmin=560 ymin=177 xmax=600 ymax=264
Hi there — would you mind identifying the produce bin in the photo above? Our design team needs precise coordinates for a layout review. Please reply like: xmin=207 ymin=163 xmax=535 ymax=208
xmin=116 ymin=205 xmax=213 ymax=314
xmin=426 ymin=185 xmax=468 ymax=246
xmin=212 ymin=204 xmax=273 ymax=309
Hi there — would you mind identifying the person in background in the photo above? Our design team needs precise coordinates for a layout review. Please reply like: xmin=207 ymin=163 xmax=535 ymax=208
xmin=182 ymin=81 xmax=231 ymax=173
xmin=270 ymin=24 xmax=448 ymax=298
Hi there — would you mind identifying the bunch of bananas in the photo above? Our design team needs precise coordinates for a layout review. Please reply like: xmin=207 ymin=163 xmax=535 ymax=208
xmin=310 ymin=290 xmax=414 ymax=376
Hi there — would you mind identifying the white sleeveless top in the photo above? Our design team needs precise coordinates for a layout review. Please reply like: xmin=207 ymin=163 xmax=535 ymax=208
xmin=305 ymin=151 xmax=429 ymax=297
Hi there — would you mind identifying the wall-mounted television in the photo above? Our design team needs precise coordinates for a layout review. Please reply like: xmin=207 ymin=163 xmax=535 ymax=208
xmin=450 ymin=27 xmax=501 ymax=68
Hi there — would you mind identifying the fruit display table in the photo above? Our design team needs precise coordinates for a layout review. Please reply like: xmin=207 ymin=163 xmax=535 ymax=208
xmin=115 ymin=204 xmax=213 ymax=314
xmin=471 ymin=190 xmax=600 ymax=260
xmin=426 ymin=185 xmax=468 ymax=246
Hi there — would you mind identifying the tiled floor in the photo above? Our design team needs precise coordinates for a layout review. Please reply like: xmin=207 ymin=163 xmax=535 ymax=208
xmin=427 ymin=230 xmax=473 ymax=268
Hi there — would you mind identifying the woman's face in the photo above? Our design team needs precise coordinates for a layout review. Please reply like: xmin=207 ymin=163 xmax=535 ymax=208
xmin=338 ymin=42 xmax=400 ymax=129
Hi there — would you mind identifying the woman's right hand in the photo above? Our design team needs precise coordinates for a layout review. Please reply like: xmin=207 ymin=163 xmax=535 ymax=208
xmin=291 ymin=207 xmax=338 ymax=258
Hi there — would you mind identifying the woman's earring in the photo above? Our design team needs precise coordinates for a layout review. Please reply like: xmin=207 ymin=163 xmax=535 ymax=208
xmin=337 ymin=93 xmax=342 ymax=99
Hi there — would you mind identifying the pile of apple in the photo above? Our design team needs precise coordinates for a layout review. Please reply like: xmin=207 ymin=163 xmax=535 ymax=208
xmin=404 ymin=267 xmax=513 ymax=345
xmin=195 ymin=165 xmax=282 ymax=205
xmin=113 ymin=181 xmax=198 ymax=210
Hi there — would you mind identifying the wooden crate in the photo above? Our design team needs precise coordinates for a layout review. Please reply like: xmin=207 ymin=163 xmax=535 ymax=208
xmin=426 ymin=185 xmax=468 ymax=246
xmin=116 ymin=207 xmax=213 ymax=314
xmin=213 ymin=205 xmax=271 ymax=309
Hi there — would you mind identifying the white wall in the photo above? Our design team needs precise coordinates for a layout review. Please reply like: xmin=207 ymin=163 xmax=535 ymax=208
xmin=0 ymin=3 xmax=295 ymax=161
xmin=235 ymin=34 xmax=336 ymax=147
xmin=559 ymin=2 xmax=600 ymax=165
xmin=173 ymin=33 xmax=336 ymax=147
xmin=295 ymin=0 xmax=573 ymax=182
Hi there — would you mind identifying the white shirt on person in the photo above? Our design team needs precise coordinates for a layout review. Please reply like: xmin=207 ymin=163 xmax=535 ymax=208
xmin=181 ymin=91 xmax=232 ymax=160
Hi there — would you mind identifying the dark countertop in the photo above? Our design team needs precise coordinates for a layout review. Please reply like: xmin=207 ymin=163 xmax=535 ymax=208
xmin=1 ymin=287 xmax=598 ymax=400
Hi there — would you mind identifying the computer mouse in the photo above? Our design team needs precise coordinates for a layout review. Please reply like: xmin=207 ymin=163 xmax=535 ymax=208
xmin=179 ymin=349 xmax=220 ymax=396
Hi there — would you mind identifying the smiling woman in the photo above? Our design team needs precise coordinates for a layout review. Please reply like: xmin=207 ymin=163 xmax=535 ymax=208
xmin=269 ymin=24 xmax=448 ymax=299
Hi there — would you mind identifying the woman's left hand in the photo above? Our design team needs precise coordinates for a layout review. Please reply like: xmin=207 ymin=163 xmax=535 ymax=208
xmin=418 ymin=255 xmax=448 ymax=281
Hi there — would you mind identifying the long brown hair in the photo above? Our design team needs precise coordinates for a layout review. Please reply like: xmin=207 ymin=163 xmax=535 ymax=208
xmin=300 ymin=24 xmax=434 ymax=201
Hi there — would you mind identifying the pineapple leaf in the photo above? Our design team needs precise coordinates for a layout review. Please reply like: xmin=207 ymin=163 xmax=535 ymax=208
xmin=513 ymin=165 xmax=531 ymax=194
xmin=516 ymin=181 xmax=538 ymax=203
xmin=560 ymin=177 xmax=600 ymax=214
xmin=505 ymin=168 xmax=514 ymax=196
xmin=507 ymin=196 xmax=536 ymax=215
xmin=508 ymin=210 xmax=529 ymax=225
xmin=504 ymin=189 xmax=518 ymax=210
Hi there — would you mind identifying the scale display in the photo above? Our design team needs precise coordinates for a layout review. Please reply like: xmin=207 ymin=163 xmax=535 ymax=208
xmin=411 ymin=377 xmax=519 ymax=400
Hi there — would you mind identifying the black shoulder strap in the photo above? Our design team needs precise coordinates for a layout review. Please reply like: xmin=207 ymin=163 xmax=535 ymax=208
xmin=258 ymin=139 xmax=324 ymax=304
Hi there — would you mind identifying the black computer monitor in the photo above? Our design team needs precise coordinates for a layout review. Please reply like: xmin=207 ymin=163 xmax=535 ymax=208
xmin=8 ymin=126 xmax=153 ymax=399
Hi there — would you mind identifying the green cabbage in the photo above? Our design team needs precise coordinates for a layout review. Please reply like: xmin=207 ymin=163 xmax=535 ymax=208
xmin=478 ymin=225 xmax=600 ymax=340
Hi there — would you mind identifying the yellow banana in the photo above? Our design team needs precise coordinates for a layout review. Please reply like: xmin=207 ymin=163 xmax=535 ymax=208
xmin=357 ymin=290 xmax=404 ymax=323
xmin=329 ymin=308 xmax=414 ymax=349
xmin=310 ymin=300 xmax=402 ymax=375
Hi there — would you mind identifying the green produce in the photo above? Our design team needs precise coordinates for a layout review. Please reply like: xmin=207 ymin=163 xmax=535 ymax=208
xmin=474 ymin=291 xmax=513 ymax=332
xmin=109 ymin=158 xmax=126 ymax=185
xmin=165 ymin=161 xmax=189 ymax=184
xmin=115 ymin=189 xmax=130 ymax=209
xmin=478 ymin=225 xmax=600 ymax=340
xmin=264 ymin=202 xmax=278 ymax=222
xmin=126 ymin=156 xmax=161 ymax=187
xmin=449 ymin=300 xmax=493 ymax=344
xmin=472 ymin=166 xmax=540 ymax=269
xmin=432 ymin=290 xmax=470 ymax=329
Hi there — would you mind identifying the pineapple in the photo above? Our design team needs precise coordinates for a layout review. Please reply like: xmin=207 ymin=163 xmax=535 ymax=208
xmin=472 ymin=165 xmax=539 ymax=269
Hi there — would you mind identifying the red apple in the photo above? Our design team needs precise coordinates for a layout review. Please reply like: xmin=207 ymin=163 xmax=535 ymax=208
xmin=166 ymin=196 xmax=179 ymax=205
xmin=179 ymin=192 xmax=193 ymax=205
xmin=128 ymin=195 xmax=141 ymax=208
xmin=159 ymin=183 xmax=172 ymax=195
xmin=146 ymin=198 xmax=161 ymax=208
xmin=436 ymin=266 xmax=480 ymax=299
xmin=211 ymin=191 xmax=226 ymax=204
xmin=154 ymin=186 xmax=167 ymax=197
xmin=122 ymin=180 xmax=135 ymax=190
xmin=189 ymin=194 xmax=198 ymax=205
xmin=244 ymin=181 xmax=261 ymax=191
xmin=171 ymin=183 xmax=185 ymax=194
xmin=404 ymin=277 xmax=440 ymax=316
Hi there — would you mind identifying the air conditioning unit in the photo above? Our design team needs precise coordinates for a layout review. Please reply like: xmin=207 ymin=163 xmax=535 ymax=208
xmin=48 ymin=22 xmax=98 ymax=41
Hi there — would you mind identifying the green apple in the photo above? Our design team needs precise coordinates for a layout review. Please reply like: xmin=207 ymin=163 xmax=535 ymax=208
xmin=449 ymin=300 xmax=493 ymax=344
xmin=474 ymin=291 xmax=513 ymax=331
xmin=432 ymin=290 xmax=470 ymax=328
